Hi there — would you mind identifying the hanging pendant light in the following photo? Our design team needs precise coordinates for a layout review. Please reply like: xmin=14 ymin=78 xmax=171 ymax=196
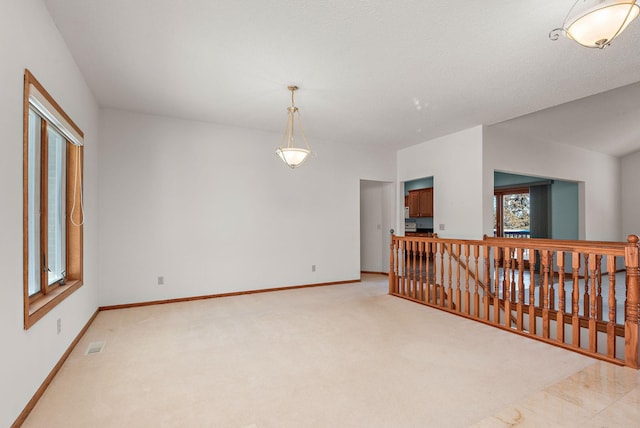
xmin=276 ymin=85 xmax=312 ymax=168
xmin=550 ymin=0 xmax=640 ymax=48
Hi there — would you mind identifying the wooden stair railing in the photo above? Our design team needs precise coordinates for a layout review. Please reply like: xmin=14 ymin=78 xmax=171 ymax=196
xmin=389 ymin=234 xmax=640 ymax=369
xmin=440 ymin=242 xmax=518 ymax=328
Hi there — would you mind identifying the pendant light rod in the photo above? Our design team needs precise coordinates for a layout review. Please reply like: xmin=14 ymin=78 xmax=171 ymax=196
xmin=289 ymin=85 xmax=298 ymax=109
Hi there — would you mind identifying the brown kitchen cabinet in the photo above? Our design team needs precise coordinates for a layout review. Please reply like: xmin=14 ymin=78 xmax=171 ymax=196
xmin=408 ymin=188 xmax=433 ymax=217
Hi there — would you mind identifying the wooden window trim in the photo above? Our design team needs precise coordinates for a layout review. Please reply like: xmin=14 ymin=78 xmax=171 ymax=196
xmin=23 ymin=69 xmax=84 ymax=329
xmin=494 ymin=186 xmax=529 ymax=197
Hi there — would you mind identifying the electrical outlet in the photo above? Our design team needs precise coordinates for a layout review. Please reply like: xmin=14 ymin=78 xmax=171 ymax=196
xmin=312 ymin=265 xmax=316 ymax=272
xmin=439 ymin=224 xmax=445 ymax=231
xmin=57 ymin=318 xmax=62 ymax=334
xmin=157 ymin=276 xmax=165 ymax=285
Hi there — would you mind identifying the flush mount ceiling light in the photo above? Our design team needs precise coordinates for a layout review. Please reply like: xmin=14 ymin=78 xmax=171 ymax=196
xmin=275 ymin=85 xmax=312 ymax=169
xmin=550 ymin=0 xmax=640 ymax=48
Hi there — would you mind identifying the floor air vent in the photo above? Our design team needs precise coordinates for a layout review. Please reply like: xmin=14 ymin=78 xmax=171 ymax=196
xmin=86 ymin=341 xmax=105 ymax=355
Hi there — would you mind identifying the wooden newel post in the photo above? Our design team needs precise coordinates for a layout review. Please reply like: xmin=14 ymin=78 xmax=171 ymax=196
xmin=624 ymin=234 xmax=640 ymax=369
xmin=389 ymin=232 xmax=396 ymax=295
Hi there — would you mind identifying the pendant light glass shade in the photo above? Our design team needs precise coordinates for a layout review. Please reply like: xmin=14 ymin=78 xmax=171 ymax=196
xmin=550 ymin=1 xmax=639 ymax=48
xmin=276 ymin=86 xmax=312 ymax=169
xmin=276 ymin=147 xmax=311 ymax=168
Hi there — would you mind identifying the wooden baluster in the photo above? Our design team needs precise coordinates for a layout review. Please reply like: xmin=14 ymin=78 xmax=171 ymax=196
xmin=430 ymin=241 xmax=435 ymax=304
xmin=624 ymin=235 xmax=639 ymax=369
xmin=549 ymin=251 xmax=555 ymax=311
xmin=411 ymin=240 xmax=417 ymax=299
xmin=418 ymin=241 xmax=424 ymax=301
xmin=425 ymin=241 xmax=432 ymax=304
xmin=422 ymin=240 xmax=428 ymax=302
xmin=474 ymin=245 xmax=480 ymax=318
xmin=456 ymin=244 xmax=462 ymax=312
xmin=484 ymin=245 xmax=491 ymax=321
xmin=538 ymin=255 xmax=544 ymax=314
xmin=395 ymin=239 xmax=400 ymax=294
xmin=407 ymin=240 xmax=412 ymax=297
xmin=396 ymin=240 xmax=401 ymax=295
xmin=464 ymin=245 xmax=471 ymax=315
xmin=432 ymin=242 xmax=438 ymax=304
xmin=406 ymin=240 xmax=411 ymax=298
xmin=431 ymin=240 xmax=436 ymax=303
xmin=400 ymin=240 xmax=406 ymax=296
xmin=529 ymin=249 xmax=536 ymax=335
xmin=439 ymin=242 xmax=446 ymax=307
xmin=542 ymin=250 xmax=550 ymax=339
xmin=516 ymin=247 xmax=524 ymax=331
xmin=502 ymin=249 xmax=508 ymax=306
xmin=407 ymin=238 xmax=415 ymax=298
xmin=448 ymin=245 xmax=454 ymax=310
xmin=396 ymin=239 xmax=401 ymax=294
xmin=424 ymin=240 xmax=429 ymax=302
xmin=504 ymin=247 xmax=512 ymax=328
xmin=414 ymin=240 xmax=420 ymax=300
xmin=571 ymin=252 xmax=581 ymax=348
xmin=596 ymin=255 xmax=603 ymax=320
xmin=493 ymin=246 xmax=501 ymax=325
xmin=390 ymin=238 xmax=394 ymax=294
xmin=395 ymin=238 xmax=400 ymax=294
xmin=556 ymin=251 xmax=565 ymax=344
xmin=583 ymin=254 xmax=590 ymax=318
xmin=607 ymin=255 xmax=616 ymax=359
xmin=407 ymin=240 xmax=413 ymax=298
xmin=510 ymin=249 xmax=517 ymax=305
xmin=588 ymin=253 xmax=598 ymax=353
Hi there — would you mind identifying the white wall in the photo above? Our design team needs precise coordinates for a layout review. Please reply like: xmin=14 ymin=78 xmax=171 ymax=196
xmin=98 ymin=109 xmax=395 ymax=306
xmin=0 ymin=1 xmax=100 ymax=426
xmin=622 ymin=149 xmax=640 ymax=239
xmin=484 ymin=126 xmax=621 ymax=241
xmin=360 ymin=180 xmax=393 ymax=273
xmin=397 ymin=126 xmax=485 ymax=239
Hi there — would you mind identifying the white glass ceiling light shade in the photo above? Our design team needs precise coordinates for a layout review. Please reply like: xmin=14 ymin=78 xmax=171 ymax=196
xmin=550 ymin=0 xmax=640 ymax=48
xmin=276 ymin=85 xmax=311 ymax=169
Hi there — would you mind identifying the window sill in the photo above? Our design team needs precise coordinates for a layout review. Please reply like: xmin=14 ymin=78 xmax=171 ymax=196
xmin=26 ymin=280 xmax=83 ymax=329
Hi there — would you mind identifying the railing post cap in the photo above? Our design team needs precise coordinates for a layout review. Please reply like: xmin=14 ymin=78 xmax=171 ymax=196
xmin=628 ymin=235 xmax=639 ymax=244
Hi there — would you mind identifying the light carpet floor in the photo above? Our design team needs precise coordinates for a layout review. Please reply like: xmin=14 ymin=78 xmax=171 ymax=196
xmin=23 ymin=275 xmax=640 ymax=427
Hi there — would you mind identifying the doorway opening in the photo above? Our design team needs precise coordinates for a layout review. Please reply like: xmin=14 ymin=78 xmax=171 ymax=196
xmin=360 ymin=180 xmax=394 ymax=275
xmin=494 ymin=171 xmax=581 ymax=241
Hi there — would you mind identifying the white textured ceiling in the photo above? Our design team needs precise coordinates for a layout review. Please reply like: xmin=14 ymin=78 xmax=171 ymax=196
xmin=43 ymin=0 xmax=640 ymax=155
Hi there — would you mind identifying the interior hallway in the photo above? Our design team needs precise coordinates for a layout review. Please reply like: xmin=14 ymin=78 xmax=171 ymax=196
xmin=23 ymin=275 xmax=640 ymax=427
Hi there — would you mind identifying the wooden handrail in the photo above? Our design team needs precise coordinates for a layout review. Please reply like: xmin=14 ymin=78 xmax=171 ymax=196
xmin=484 ymin=235 xmax=626 ymax=256
xmin=389 ymin=234 xmax=640 ymax=369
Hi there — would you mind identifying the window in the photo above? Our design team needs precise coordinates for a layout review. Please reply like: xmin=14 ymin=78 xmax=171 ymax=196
xmin=494 ymin=187 xmax=530 ymax=238
xmin=23 ymin=69 xmax=84 ymax=329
